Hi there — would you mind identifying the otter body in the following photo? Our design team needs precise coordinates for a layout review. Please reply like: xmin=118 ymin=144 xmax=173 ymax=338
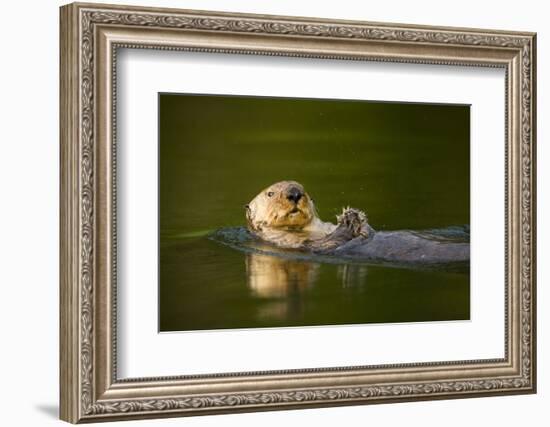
xmin=331 ymin=230 xmax=469 ymax=264
xmin=245 ymin=181 xmax=469 ymax=265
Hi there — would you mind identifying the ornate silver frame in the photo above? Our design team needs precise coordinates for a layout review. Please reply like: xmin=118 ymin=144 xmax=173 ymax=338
xmin=60 ymin=2 xmax=537 ymax=423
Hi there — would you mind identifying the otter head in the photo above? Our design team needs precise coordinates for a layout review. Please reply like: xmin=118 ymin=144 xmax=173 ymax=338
xmin=245 ymin=181 xmax=317 ymax=232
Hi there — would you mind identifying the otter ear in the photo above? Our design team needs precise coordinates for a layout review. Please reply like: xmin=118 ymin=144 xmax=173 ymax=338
xmin=245 ymin=205 xmax=257 ymax=231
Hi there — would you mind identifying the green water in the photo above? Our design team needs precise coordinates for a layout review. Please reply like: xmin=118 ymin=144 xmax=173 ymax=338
xmin=159 ymin=93 xmax=470 ymax=332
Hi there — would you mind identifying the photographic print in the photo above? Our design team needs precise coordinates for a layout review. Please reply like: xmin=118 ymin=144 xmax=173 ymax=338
xmin=159 ymin=94 xmax=470 ymax=332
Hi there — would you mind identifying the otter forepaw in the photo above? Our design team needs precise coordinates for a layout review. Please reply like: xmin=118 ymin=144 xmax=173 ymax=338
xmin=336 ymin=207 xmax=368 ymax=238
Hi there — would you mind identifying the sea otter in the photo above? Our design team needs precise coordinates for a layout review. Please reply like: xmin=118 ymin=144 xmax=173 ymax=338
xmin=245 ymin=180 xmax=469 ymax=264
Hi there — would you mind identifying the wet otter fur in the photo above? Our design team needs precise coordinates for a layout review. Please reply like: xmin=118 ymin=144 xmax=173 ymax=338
xmin=245 ymin=181 xmax=469 ymax=264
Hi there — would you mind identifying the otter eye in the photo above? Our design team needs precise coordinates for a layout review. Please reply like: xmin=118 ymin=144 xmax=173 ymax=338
xmin=267 ymin=191 xmax=274 ymax=197
xmin=244 ymin=204 xmax=250 ymax=210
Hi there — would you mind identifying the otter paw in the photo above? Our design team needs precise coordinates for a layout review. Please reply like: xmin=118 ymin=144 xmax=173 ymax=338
xmin=336 ymin=207 xmax=368 ymax=238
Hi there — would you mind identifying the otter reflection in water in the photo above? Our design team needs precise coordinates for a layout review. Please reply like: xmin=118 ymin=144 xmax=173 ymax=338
xmin=245 ymin=180 xmax=469 ymax=265
xmin=245 ymin=251 xmax=368 ymax=321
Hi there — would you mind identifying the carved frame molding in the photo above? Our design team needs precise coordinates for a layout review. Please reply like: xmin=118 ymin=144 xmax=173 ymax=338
xmin=60 ymin=2 xmax=536 ymax=423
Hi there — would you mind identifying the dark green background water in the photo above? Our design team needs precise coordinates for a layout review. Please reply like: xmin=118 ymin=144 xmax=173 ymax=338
xmin=159 ymin=93 xmax=470 ymax=332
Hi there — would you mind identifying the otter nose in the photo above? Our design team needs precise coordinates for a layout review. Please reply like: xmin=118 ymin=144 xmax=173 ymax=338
xmin=286 ymin=187 xmax=303 ymax=203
